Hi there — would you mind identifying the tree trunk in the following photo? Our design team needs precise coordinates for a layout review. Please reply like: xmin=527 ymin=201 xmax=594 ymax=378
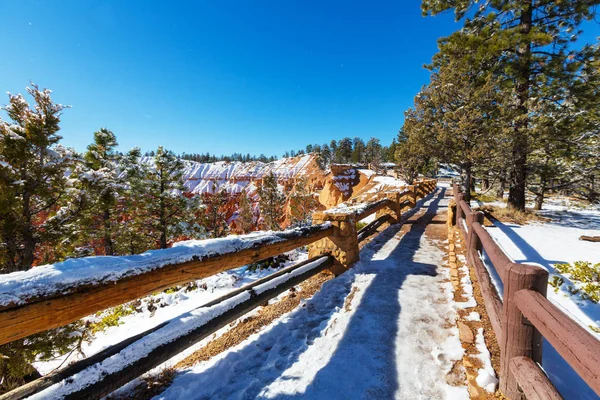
xmin=22 ymin=189 xmax=35 ymax=270
xmin=159 ymin=173 xmax=167 ymax=249
xmin=103 ymin=208 xmax=114 ymax=256
xmin=464 ymin=165 xmax=472 ymax=204
xmin=482 ymin=178 xmax=490 ymax=192
xmin=497 ymin=176 xmax=506 ymax=199
xmin=507 ymin=2 xmax=532 ymax=212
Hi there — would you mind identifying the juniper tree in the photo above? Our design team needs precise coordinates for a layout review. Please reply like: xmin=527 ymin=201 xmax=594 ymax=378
xmin=258 ymin=172 xmax=284 ymax=230
xmin=422 ymin=0 xmax=599 ymax=210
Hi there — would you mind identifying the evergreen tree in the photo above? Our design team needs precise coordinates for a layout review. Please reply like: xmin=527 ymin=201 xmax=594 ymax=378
xmin=318 ymin=144 xmax=332 ymax=169
xmin=422 ymin=0 xmax=599 ymax=210
xmin=335 ymin=137 xmax=353 ymax=163
xmin=77 ymin=128 xmax=121 ymax=255
xmin=115 ymin=147 xmax=155 ymax=255
xmin=289 ymin=177 xmax=317 ymax=227
xmin=258 ymin=172 xmax=284 ymax=230
xmin=0 ymin=84 xmax=77 ymax=272
xmin=0 ymin=84 xmax=85 ymax=392
xmin=394 ymin=129 xmax=429 ymax=184
xmin=351 ymin=137 xmax=366 ymax=164
xmin=143 ymin=146 xmax=201 ymax=248
xmin=236 ymin=188 xmax=256 ymax=234
xmin=202 ymin=184 xmax=230 ymax=238
xmin=365 ymin=137 xmax=383 ymax=165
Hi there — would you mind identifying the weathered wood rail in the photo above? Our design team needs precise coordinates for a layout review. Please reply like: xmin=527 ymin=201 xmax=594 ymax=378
xmin=451 ymin=184 xmax=600 ymax=400
xmin=0 ymin=179 xmax=437 ymax=400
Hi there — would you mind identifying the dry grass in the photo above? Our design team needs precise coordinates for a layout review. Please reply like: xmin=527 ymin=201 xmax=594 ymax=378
xmin=476 ymin=205 xmax=548 ymax=225
xmin=107 ymin=367 xmax=176 ymax=400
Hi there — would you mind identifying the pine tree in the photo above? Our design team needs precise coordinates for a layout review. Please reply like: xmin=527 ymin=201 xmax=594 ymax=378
xmin=365 ymin=137 xmax=383 ymax=165
xmin=143 ymin=146 xmax=201 ymax=249
xmin=351 ymin=137 xmax=365 ymax=164
xmin=289 ymin=177 xmax=317 ymax=227
xmin=335 ymin=137 xmax=353 ymax=164
xmin=202 ymin=184 xmax=230 ymax=238
xmin=258 ymin=172 xmax=284 ymax=231
xmin=76 ymin=128 xmax=121 ymax=255
xmin=236 ymin=188 xmax=256 ymax=234
xmin=115 ymin=147 xmax=156 ymax=255
xmin=0 ymin=84 xmax=78 ymax=272
xmin=0 ymin=84 xmax=85 ymax=392
xmin=422 ymin=0 xmax=599 ymax=210
xmin=394 ymin=129 xmax=429 ymax=184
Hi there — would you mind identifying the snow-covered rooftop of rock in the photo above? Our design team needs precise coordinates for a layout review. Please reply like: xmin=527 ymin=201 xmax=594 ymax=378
xmin=176 ymin=154 xmax=316 ymax=194
xmin=0 ymin=225 xmax=330 ymax=307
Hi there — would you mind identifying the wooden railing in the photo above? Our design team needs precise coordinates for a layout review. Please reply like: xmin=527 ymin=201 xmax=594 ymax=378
xmin=451 ymin=184 xmax=600 ymax=400
xmin=0 ymin=179 xmax=437 ymax=400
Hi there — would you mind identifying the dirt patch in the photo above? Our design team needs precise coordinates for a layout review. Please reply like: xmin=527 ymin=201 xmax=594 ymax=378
xmin=449 ymin=223 xmax=504 ymax=400
xmin=114 ymin=271 xmax=333 ymax=400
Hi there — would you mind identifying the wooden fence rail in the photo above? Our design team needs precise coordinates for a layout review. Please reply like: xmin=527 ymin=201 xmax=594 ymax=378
xmin=0 ymin=179 xmax=437 ymax=400
xmin=451 ymin=183 xmax=600 ymax=400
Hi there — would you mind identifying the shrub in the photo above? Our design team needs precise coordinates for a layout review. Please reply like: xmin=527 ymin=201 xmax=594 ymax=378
xmin=248 ymin=254 xmax=290 ymax=272
xmin=356 ymin=221 xmax=368 ymax=231
xmin=554 ymin=261 xmax=600 ymax=303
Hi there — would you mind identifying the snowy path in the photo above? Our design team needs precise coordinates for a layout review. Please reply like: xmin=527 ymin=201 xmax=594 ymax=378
xmin=155 ymin=189 xmax=467 ymax=400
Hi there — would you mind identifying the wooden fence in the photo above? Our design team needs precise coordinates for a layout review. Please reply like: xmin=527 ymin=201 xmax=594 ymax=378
xmin=0 ymin=180 xmax=437 ymax=400
xmin=451 ymin=184 xmax=600 ymax=400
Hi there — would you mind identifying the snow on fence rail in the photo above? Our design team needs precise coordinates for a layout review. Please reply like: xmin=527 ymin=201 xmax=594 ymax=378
xmin=0 ymin=225 xmax=334 ymax=346
xmin=0 ymin=179 xmax=437 ymax=400
xmin=451 ymin=184 xmax=600 ymax=400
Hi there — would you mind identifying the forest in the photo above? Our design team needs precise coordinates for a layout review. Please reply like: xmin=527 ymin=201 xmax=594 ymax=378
xmin=394 ymin=0 xmax=600 ymax=210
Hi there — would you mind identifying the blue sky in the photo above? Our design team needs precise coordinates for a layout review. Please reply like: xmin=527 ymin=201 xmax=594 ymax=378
xmin=0 ymin=2 xmax=597 ymax=157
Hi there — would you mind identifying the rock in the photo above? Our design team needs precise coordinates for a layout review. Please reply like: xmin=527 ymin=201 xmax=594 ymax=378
xmin=457 ymin=321 xmax=474 ymax=344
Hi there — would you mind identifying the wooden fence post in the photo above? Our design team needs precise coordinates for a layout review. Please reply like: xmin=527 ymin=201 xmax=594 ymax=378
xmin=456 ymin=193 xmax=464 ymax=226
xmin=467 ymin=211 xmax=484 ymax=265
xmin=309 ymin=212 xmax=359 ymax=276
xmin=500 ymin=263 xmax=549 ymax=399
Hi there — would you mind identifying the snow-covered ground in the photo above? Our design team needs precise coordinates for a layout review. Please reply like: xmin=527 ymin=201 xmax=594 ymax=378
xmin=154 ymin=190 xmax=469 ymax=400
xmin=483 ymin=204 xmax=600 ymax=399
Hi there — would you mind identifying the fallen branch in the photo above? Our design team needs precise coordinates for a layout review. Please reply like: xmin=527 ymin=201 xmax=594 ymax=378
xmin=579 ymin=236 xmax=600 ymax=243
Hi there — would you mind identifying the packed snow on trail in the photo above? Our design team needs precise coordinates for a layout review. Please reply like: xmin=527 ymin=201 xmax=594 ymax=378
xmin=155 ymin=191 xmax=469 ymax=400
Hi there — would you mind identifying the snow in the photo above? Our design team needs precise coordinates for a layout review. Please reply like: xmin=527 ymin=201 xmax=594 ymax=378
xmin=473 ymin=328 xmax=498 ymax=393
xmin=30 ymin=252 xmax=327 ymax=398
xmin=170 ymin=154 xmax=316 ymax=195
xmin=154 ymin=189 xmax=468 ymax=400
xmin=483 ymin=207 xmax=600 ymax=399
xmin=32 ymin=253 xmax=305 ymax=375
xmin=0 ymin=225 xmax=330 ymax=307
xmin=30 ymin=292 xmax=252 ymax=399
xmin=358 ymin=168 xmax=376 ymax=178
xmin=465 ymin=311 xmax=481 ymax=321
